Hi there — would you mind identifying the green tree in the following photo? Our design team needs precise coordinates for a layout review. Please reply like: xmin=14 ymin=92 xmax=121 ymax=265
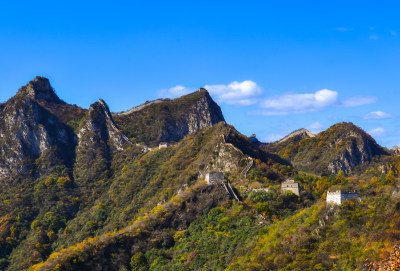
xmin=130 ymin=252 xmax=148 ymax=271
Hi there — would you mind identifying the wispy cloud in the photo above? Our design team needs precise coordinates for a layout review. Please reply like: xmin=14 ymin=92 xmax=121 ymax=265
xmin=390 ymin=30 xmax=397 ymax=36
xmin=369 ymin=35 xmax=379 ymax=40
xmin=259 ymin=89 xmax=338 ymax=115
xmin=336 ymin=27 xmax=353 ymax=32
xmin=307 ymin=122 xmax=324 ymax=134
xmin=368 ymin=127 xmax=386 ymax=137
xmin=249 ymin=111 xmax=287 ymax=116
xmin=158 ymin=80 xmax=262 ymax=106
xmin=364 ymin=111 xmax=393 ymax=120
xmin=341 ymin=96 xmax=377 ymax=107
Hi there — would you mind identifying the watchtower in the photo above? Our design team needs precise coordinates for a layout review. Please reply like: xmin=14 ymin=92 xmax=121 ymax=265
xmin=205 ymin=171 xmax=224 ymax=185
xmin=281 ymin=179 xmax=300 ymax=196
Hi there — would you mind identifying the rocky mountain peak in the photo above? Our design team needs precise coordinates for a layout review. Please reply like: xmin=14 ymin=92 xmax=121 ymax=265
xmin=198 ymin=87 xmax=208 ymax=93
xmin=74 ymin=99 xmax=131 ymax=184
xmin=17 ymin=76 xmax=63 ymax=103
xmin=113 ymin=89 xmax=225 ymax=146
xmin=392 ymin=146 xmax=400 ymax=155
xmin=328 ymin=122 xmax=367 ymax=136
xmin=277 ymin=128 xmax=315 ymax=144
xmin=89 ymin=99 xmax=111 ymax=116
xmin=322 ymin=122 xmax=389 ymax=173
xmin=80 ymin=99 xmax=130 ymax=152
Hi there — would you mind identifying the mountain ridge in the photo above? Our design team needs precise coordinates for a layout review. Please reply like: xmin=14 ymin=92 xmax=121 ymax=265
xmin=113 ymin=88 xmax=225 ymax=146
xmin=276 ymin=128 xmax=315 ymax=144
xmin=264 ymin=122 xmax=389 ymax=174
xmin=0 ymin=77 xmax=398 ymax=270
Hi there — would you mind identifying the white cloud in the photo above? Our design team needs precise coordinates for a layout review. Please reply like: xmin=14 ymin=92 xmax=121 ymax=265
xmin=259 ymin=89 xmax=338 ymax=114
xmin=368 ymin=127 xmax=386 ymax=137
xmin=307 ymin=122 xmax=324 ymax=134
xmin=159 ymin=80 xmax=263 ymax=106
xmin=364 ymin=111 xmax=393 ymax=120
xmin=158 ymin=85 xmax=194 ymax=98
xmin=204 ymin=80 xmax=262 ymax=106
xmin=341 ymin=96 xmax=377 ymax=107
xmin=390 ymin=30 xmax=397 ymax=36
xmin=369 ymin=35 xmax=379 ymax=40
xmin=159 ymin=83 xmax=379 ymax=115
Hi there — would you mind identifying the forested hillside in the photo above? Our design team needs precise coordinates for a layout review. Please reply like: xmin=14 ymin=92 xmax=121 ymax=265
xmin=0 ymin=77 xmax=399 ymax=270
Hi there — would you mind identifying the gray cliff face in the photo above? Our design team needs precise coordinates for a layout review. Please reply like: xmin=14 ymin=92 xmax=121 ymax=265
xmin=74 ymin=99 xmax=131 ymax=183
xmin=113 ymin=88 xmax=225 ymax=146
xmin=0 ymin=89 xmax=74 ymax=179
xmin=77 ymin=99 xmax=130 ymax=152
xmin=325 ymin=125 xmax=387 ymax=174
xmin=320 ymin=123 xmax=388 ymax=174
xmin=161 ymin=90 xmax=225 ymax=142
xmin=328 ymin=139 xmax=375 ymax=174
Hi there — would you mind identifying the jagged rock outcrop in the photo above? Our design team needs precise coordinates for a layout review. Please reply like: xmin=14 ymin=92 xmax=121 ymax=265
xmin=74 ymin=99 xmax=131 ymax=184
xmin=113 ymin=88 xmax=225 ymax=146
xmin=15 ymin=76 xmax=64 ymax=104
xmin=78 ymin=99 xmax=130 ymax=151
xmin=0 ymin=78 xmax=76 ymax=179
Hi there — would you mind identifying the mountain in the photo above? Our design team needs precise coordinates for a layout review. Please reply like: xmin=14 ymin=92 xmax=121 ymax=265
xmin=264 ymin=122 xmax=389 ymax=175
xmin=15 ymin=76 xmax=63 ymax=104
xmin=0 ymin=77 xmax=290 ymax=270
xmin=113 ymin=88 xmax=225 ymax=146
xmin=264 ymin=128 xmax=315 ymax=153
xmin=277 ymin=128 xmax=315 ymax=144
xmin=15 ymin=76 xmax=87 ymax=126
xmin=0 ymin=77 xmax=399 ymax=271
xmin=0 ymin=77 xmax=77 ymax=180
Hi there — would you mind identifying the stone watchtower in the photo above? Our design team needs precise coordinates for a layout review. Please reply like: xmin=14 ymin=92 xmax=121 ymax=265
xmin=326 ymin=190 xmax=358 ymax=205
xmin=205 ymin=171 xmax=224 ymax=185
xmin=159 ymin=142 xmax=168 ymax=149
xmin=281 ymin=179 xmax=300 ymax=196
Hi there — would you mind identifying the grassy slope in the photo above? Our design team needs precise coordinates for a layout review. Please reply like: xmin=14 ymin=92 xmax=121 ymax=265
xmin=33 ymin=174 xmax=400 ymax=271
xmin=4 ymin=121 xmax=287 ymax=270
xmin=132 ymin=176 xmax=399 ymax=271
xmin=22 ymin=125 xmax=400 ymax=271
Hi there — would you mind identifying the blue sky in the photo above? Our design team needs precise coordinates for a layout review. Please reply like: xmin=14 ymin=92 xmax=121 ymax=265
xmin=1 ymin=1 xmax=400 ymax=147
